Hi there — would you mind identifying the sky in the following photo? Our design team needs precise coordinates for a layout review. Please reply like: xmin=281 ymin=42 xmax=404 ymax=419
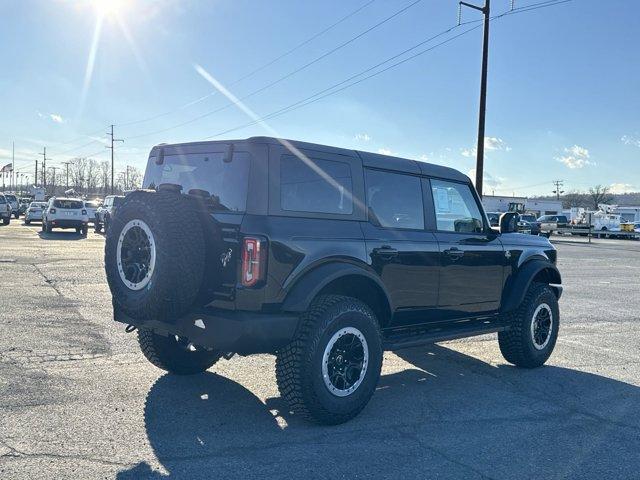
xmin=0 ymin=0 xmax=638 ymax=197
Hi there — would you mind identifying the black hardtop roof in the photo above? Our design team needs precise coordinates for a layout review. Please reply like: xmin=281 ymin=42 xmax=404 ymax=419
xmin=150 ymin=136 xmax=469 ymax=183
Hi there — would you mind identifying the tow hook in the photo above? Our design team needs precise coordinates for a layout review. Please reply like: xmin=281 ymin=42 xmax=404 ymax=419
xmin=125 ymin=324 xmax=137 ymax=333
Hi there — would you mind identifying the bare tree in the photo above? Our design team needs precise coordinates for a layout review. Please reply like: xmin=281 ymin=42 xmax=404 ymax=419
xmin=588 ymin=185 xmax=614 ymax=210
xmin=99 ymin=160 xmax=110 ymax=195
xmin=86 ymin=159 xmax=100 ymax=193
xmin=562 ymin=191 xmax=590 ymax=209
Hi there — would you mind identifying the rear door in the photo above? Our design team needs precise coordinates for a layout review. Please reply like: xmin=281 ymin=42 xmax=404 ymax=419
xmin=361 ymin=168 xmax=440 ymax=327
xmin=429 ymin=179 xmax=505 ymax=316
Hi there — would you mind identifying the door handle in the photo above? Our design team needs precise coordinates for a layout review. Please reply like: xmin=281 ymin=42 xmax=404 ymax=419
xmin=444 ymin=247 xmax=464 ymax=260
xmin=372 ymin=245 xmax=399 ymax=259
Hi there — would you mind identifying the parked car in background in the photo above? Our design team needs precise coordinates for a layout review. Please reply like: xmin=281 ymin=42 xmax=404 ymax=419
xmin=4 ymin=193 xmax=20 ymax=219
xmin=0 ymin=194 xmax=11 ymax=225
xmin=42 ymin=197 xmax=89 ymax=235
xmin=83 ymin=200 xmax=101 ymax=224
xmin=94 ymin=195 xmax=124 ymax=233
xmin=24 ymin=201 xmax=47 ymax=224
xmin=538 ymin=214 xmax=569 ymax=238
xmin=519 ymin=214 xmax=541 ymax=235
xmin=19 ymin=197 xmax=31 ymax=215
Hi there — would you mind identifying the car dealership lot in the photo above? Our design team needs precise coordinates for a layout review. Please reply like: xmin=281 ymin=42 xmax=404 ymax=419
xmin=1 ymin=222 xmax=639 ymax=479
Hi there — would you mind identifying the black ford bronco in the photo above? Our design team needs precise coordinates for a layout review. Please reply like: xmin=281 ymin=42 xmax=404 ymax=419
xmin=105 ymin=137 xmax=562 ymax=425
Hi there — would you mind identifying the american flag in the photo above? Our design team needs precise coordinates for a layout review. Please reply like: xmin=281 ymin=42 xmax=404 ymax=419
xmin=1 ymin=163 xmax=12 ymax=173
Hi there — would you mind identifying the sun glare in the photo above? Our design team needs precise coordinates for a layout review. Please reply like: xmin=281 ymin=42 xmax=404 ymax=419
xmin=92 ymin=0 xmax=129 ymax=19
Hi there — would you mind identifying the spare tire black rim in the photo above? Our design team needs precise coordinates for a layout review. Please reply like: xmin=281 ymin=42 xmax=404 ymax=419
xmin=117 ymin=219 xmax=156 ymax=291
xmin=531 ymin=303 xmax=553 ymax=350
xmin=322 ymin=327 xmax=369 ymax=397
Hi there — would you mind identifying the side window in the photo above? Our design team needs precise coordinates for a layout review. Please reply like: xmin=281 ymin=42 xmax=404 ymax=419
xmin=431 ymin=179 xmax=484 ymax=233
xmin=365 ymin=169 xmax=424 ymax=230
xmin=280 ymin=155 xmax=353 ymax=215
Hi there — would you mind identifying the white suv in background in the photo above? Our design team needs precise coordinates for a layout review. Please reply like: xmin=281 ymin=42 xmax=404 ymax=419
xmin=83 ymin=199 xmax=100 ymax=224
xmin=42 ymin=197 xmax=89 ymax=235
xmin=0 ymin=194 xmax=11 ymax=225
xmin=4 ymin=193 xmax=20 ymax=219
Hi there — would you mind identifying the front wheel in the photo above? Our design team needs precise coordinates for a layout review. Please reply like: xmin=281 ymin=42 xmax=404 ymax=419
xmin=498 ymin=283 xmax=559 ymax=368
xmin=137 ymin=328 xmax=221 ymax=375
xmin=276 ymin=295 xmax=383 ymax=425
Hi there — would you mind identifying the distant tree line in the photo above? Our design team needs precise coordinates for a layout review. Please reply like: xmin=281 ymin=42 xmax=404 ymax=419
xmin=40 ymin=157 xmax=142 ymax=198
xmin=531 ymin=185 xmax=638 ymax=210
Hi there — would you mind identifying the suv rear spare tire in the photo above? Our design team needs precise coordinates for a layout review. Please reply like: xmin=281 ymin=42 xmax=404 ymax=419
xmin=105 ymin=190 xmax=206 ymax=322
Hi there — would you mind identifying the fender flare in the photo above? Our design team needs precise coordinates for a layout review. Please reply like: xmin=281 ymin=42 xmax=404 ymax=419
xmin=281 ymin=262 xmax=393 ymax=314
xmin=501 ymin=259 xmax=562 ymax=313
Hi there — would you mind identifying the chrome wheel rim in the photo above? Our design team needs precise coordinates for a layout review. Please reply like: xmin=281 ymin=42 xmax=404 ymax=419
xmin=116 ymin=219 xmax=156 ymax=291
xmin=322 ymin=327 xmax=369 ymax=397
xmin=531 ymin=303 xmax=553 ymax=350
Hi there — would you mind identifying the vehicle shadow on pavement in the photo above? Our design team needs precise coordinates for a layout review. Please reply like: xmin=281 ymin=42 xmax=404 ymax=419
xmin=37 ymin=231 xmax=85 ymax=240
xmin=116 ymin=345 xmax=640 ymax=479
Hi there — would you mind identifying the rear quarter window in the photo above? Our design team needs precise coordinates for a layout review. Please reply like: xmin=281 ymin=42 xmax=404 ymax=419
xmin=280 ymin=155 xmax=353 ymax=215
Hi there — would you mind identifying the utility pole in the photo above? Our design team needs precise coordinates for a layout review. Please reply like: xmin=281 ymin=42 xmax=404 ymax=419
xmin=12 ymin=142 xmax=15 ymax=192
xmin=35 ymin=159 xmax=38 ymax=188
xmin=460 ymin=0 xmax=490 ymax=197
xmin=62 ymin=161 xmax=72 ymax=190
xmin=39 ymin=148 xmax=47 ymax=189
xmin=49 ymin=166 xmax=59 ymax=194
xmin=552 ymin=180 xmax=564 ymax=200
xmin=106 ymin=125 xmax=124 ymax=194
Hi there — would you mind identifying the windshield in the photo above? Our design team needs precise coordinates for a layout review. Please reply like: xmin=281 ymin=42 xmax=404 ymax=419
xmin=85 ymin=201 xmax=100 ymax=208
xmin=521 ymin=215 xmax=536 ymax=222
xmin=29 ymin=202 xmax=45 ymax=208
xmin=143 ymin=151 xmax=250 ymax=212
xmin=5 ymin=194 xmax=16 ymax=202
xmin=53 ymin=199 xmax=83 ymax=209
xmin=0 ymin=196 xmax=5 ymax=204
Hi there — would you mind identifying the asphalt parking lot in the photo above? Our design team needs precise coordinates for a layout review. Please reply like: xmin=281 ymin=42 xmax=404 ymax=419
xmin=1 ymin=222 xmax=639 ymax=479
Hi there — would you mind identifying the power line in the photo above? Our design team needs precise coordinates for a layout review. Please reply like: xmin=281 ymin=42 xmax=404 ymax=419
xmin=123 ymin=0 xmax=423 ymax=141
xmin=202 ymin=0 xmax=573 ymax=140
xmin=117 ymin=0 xmax=378 ymax=128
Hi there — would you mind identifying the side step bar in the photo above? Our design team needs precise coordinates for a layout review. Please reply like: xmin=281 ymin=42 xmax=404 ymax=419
xmin=383 ymin=323 xmax=508 ymax=351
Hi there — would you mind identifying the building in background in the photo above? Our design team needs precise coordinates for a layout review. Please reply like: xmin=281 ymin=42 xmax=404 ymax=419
xmin=481 ymin=195 xmax=562 ymax=217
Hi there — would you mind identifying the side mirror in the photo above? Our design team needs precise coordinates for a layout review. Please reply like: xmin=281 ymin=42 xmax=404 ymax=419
xmin=499 ymin=212 xmax=518 ymax=233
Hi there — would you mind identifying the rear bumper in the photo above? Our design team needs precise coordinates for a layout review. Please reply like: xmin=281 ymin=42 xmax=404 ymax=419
xmin=49 ymin=219 xmax=88 ymax=228
xmin=114 ymin=306 xmax=299 ymax=355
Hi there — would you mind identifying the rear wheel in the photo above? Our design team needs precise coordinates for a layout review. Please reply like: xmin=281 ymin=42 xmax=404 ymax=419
xmin=81 ymin=225 xmax=88 ymax=236
xmin=25 ymin=219 xmax=30 ymax=225
xmin=498 ymin=283 xmax=559 ymax=368
xmin=2 ymin=217 xmax=9 ymax=225
xmin=137 ymin=328 xmax=221 ymax=374
xmin=276 ymin=295 xmax=383 ymax=425
xmin=94 ymin=221 xmax=102 ymax=233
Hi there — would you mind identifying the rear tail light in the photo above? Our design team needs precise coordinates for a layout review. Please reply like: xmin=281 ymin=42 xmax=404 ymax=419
xmin=241 ymin=236 xmax=266 ymax=287
xmin=82 ymin=209 xmax=87 ymax=215
xmin=50 ymin=208 xmax=56 ymax=214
